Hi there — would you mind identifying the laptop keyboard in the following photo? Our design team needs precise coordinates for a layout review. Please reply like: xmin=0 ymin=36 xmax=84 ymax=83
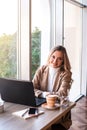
xmin=35 ymin=97 xmax=46 ymax=106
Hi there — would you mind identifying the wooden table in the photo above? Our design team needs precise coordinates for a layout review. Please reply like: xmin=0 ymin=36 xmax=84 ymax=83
xmin=0 ymin=102 xmax=76 ymax=130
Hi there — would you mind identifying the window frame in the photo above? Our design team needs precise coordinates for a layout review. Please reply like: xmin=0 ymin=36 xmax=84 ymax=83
xmin=17 ymin=0 xmax=32 ymax=80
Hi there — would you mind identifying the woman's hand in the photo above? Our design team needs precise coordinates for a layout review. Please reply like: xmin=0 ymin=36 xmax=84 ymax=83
xmin=41 ymin=91 xmax=51 ymax=98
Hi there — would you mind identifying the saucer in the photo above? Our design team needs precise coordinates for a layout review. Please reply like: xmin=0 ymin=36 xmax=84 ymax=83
xmin=41 ymin=103 xmax=60 ymax=110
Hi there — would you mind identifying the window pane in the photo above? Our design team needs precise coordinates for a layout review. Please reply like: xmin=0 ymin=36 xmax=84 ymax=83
xmin=76 ymin=0 xmax=82 ymax=2
xmin=31 ymin=0 xmax=50 ymax=78
xmin=0 ymin=0 xmax=17 ymax=79
xmin=64 ymin=1 xmax=82 ymax=101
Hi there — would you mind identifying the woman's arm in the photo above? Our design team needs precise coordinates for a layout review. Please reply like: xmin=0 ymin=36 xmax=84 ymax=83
xmin=57 ymin=71 xmax=72 ymax=96
xmin=32 ymin=65 xmax=49 ymax=97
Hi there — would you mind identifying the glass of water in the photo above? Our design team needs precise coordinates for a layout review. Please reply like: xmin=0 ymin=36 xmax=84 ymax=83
xmin=0 ymin=93 xmax=4 ymax=113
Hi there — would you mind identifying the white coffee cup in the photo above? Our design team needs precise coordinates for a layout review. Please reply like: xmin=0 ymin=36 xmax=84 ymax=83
xmin=46 ymin=95 xmax=57 ymax=107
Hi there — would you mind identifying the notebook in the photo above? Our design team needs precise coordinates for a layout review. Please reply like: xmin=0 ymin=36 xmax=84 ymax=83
xmin=0 ymin=78 xmax=46 ymax=107
xmin=12 ymin=108 xmax=44 ymax=120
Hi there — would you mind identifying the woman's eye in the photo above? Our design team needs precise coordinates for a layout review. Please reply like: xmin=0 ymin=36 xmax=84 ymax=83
xmin=52 ymin=55 xmax=55 ymax=59
xmin=58 ymin=58 xmax=62 ymax=60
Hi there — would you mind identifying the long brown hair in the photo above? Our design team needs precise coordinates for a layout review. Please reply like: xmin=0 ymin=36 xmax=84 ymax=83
xmin=47 ymin=45 xmax=71 ymax=71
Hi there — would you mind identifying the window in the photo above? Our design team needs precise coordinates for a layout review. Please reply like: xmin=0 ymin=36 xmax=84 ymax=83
xmin=64 ymin=0 xmax=82 ymax=100
xmin=31 ymin=0 xmax=50 ymax=78
xmin=0 ymin=0 xmax=86 ymax=98
xmin=0 ymin=0 xmax=17 ymax=79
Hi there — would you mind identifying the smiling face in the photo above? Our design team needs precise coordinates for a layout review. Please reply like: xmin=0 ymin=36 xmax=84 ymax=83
xmin=49 ymin=50 xmax=64 ymax=68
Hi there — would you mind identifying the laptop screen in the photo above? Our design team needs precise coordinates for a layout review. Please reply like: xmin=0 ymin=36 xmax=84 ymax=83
xmin=0 ymin=78 xmax=36 ymax=106
xmin=0 ymin=78 xmax=46 ymax=107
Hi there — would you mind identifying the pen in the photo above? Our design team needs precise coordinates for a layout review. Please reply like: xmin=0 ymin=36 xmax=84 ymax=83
xmin=22 ymin=109 xmax=29 ymax=117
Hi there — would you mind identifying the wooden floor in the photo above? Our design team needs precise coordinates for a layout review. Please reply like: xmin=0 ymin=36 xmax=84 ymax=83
xmin=69 ymin=96 xmax=87 ymax=130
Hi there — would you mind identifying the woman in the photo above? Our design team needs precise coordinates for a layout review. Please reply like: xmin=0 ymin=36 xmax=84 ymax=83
xmin=33 ymin=45 xmax=72 ymax=97
xmin=32 ymin=45 xmax=72 ymax=129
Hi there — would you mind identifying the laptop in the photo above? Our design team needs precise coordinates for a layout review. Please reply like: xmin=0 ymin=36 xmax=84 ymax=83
xmin=0 ymin=78 xmax=46 ymax=107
